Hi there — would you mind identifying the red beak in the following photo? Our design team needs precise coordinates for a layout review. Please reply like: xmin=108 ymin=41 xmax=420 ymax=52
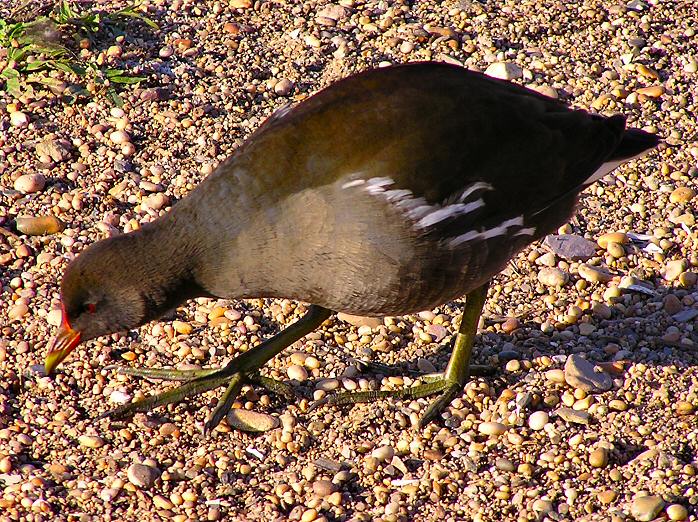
xmin=45 ymin=308 xmax=81 ymax=375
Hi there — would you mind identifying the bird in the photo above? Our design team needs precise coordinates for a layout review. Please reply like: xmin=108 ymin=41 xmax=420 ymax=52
xmin=44 ymin=62 xmax=659 ymax=432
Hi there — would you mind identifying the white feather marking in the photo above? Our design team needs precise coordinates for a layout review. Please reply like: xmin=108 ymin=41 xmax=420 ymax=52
xmin=457 ymin=182 xmax=493 ymax=202
xmin=480 ymin=216 xmax=524 ymax=240
xmin=415 ymin=198 xmax=484 ymax=228
xmin=514 ymin=227 xmax=536 ymax=237
xmin=449 ymin=215 xmax=532 ymax=247
xmin=584 ymin=150 xmax=651 ymax=185
xmin=341 ymin=179 xmax=365 ymax=189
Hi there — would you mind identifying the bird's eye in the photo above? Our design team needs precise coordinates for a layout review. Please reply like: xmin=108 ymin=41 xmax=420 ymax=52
xmin=85 ymin=303 xmax=97 ymax=314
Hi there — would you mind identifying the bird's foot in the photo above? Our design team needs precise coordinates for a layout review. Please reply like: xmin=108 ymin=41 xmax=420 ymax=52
xmin=310 ymin=370 xmax=492 ymax=428
xmin=102 ymin=365 xmax=293 ymax=434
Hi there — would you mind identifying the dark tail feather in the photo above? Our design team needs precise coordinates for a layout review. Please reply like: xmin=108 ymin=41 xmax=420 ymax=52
xmin=611 ymin=126 xmax=660 ymax=161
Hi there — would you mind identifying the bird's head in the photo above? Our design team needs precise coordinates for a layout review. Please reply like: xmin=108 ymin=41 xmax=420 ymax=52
xmin=44 ymin=239 xmax=147 ymax=375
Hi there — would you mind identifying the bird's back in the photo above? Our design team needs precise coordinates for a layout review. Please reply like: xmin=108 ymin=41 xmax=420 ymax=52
xmin=177 ymin=63 xmax=657 ymax=314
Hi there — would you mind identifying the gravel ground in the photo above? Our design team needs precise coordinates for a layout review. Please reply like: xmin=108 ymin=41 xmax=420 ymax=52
xmin=1 ymin=0 xmax=698 ymax=521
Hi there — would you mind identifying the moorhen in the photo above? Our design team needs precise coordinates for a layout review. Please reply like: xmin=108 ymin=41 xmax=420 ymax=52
xmin=45 ymin=62 xmax=659 ymax=432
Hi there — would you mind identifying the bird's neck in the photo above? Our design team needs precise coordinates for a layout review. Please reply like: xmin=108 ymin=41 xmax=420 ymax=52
xmin=118 ymin=217 xmax=212 ymax=322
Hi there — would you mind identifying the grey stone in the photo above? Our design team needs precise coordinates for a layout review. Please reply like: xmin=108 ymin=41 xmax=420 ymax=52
xmin=564 ymin=354 xmax=612 ymax=393
xmin=543 ymin=234 xmax=597 ymax=261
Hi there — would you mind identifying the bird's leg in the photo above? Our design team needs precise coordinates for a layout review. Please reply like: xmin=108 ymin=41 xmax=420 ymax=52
xmin=104 ymin=305 xmax=333 ymax=432
xmin=311 ymin=282 xmax=491 ymax=428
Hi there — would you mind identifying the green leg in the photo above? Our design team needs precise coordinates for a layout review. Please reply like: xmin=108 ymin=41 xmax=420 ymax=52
xmin=311 ymin=282 xmax=491 ymax=428
xmin=104 ymin=305 xmax=333 ymax=433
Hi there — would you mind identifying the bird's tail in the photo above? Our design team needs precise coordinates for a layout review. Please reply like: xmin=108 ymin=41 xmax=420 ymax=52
xmin=583 ymin=120 xmax=660 ymax=185
xmin=610 ymin=125 xmax=660 ymax=162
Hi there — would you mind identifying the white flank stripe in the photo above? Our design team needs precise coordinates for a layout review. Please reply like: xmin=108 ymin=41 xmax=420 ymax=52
xmin=514 ymin=227 xmax=536 ymax=237
xmin=457 ymin=182 xmax=493 ymax=202
xmin=449 ymin=215 xmax=533 ymax=247
xmin=415 ymin=198 xmax=484 ymax=228
xmin=480 ymin=216 xmax=524 ymax=240
xmin=341 ymin=179 xmax=365 ymax=189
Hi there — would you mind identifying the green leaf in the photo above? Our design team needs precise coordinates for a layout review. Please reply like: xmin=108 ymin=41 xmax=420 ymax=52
xmin=108 ymin=74 xmax=145 ymax=84
xmin=1 ymin=68 xmax=22 ymax=97
xmin=22 ymin=60 xmax=50 ymax=71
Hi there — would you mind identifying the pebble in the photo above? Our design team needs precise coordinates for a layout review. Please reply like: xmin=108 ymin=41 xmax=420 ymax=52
xmin=109 ymin=130 xmax=131 ymax=145
xmin=664 ymin=259 xmax=687 ymax=281
xmin=555 ymin=407 xmax=590 ymax=425
xmin=663 ymin=294 xmax=682 ymax=315
xmin=597 ymin=232 xmax=628 ymax=248
xmin=478 ymin=422 xmax=508 ymax=436
xmin=537 ymin=267 xmax=568 ymax=287
xmin=78 ymin=435 xmax=105 ymax=448
xmin=528 ymin=410 xmax=549 ymax=431
xmin=10 ymin=111 xmax=29 ymax=127
xmin=669 ymin=186 xmax=695 ymax=203
xmin=14 ymin=173 xmax=46 ymax=193
xmin=666 ymin=504 xmax=689 ymax=521
xmin=337 ymin=313 xmax=382 ymax=328
xmin=172 ymin=320 xmax=193 ymax=335
xmin=564 ymin=355 xmax=612 ymax=393
xmin=274 ymin=78 xmax=294 ymax=96
xmin=8 ymin=303 xmax=29 ymax=320
xmin=545 ymin=369 xmax=566 ymax=383
xmin=630 ymin=495 xmax=665 ymax=522
xmin=226 ymin=409 xmax=279 ymax=432
xmin=287 ymin=364 xmax=308 ymax=381
xmin=485 ymin=61 xmax=523 ymax=80
xmin=312 ymin=479 xmax=335 ymax=497
xmin=15 ymin=216 xmax=64 ymax=235
xmin=543 ymin=234 xmax=597 ymax=261
xmin=589 ymin=448 xmax=609 ymax=468
xmin=577 ymin=264 xmax=613 ymax=283
xmin=127 ymin=463 xmax=159 ymax=489
xmin=371 ymin=445 xmax=395 ymax=462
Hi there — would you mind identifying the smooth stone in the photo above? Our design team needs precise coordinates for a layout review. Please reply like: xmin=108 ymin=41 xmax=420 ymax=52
xmin=14 ymin=174 xmax=46 ymax=193
xmin=578 ymin=264 xmax=613 ymax=283
xmin=669 ymin=186 xmax=695 ymax=203
xmin=597 ymin=232 xmax=628 ymax=248
xmin=663 ymin=294 xmax=682 ymax=315
xmin=109 ymin=130 xmax=131 ymax=145
xmin=664 ymin=259 xmax=687 ymax=281
xmin=495 ymin=458 xmax=515 ymax=471
xmin=478 ymin=422 xmax=508 ymax=436
xmin=578 ymin=323 xmax=596 ymax=336
xmin=537 ymin=267 xmax=568 ymax=287
xmin=545 ymin=369 xmax=566 ymax=383
xmin=109 ymin=390 xmax=132 ymax=404
xmin=226 ymin=409 xmax=279 ymax=432
xmin=10 ymin=111 xmax=29 ymax=127
xmin=564 ymin=355 xmax=612 ymax=393
xmin=312 ymin=479 xmax=336 ymax=497
xmin=337 ymin=313 xmax=383 ymax=328
xmin=535 ymin=252 xmax=557 ymax=267
xmin=127 ymin=463 xmax=159 ymax=489
xmin=543 ymin=234 xmax=597 ymax=261
xmin=666 ymin=504 xmax=689 ymax=521
xmin=274 ymin=78 xmax=294 ymax=96
xmin=287 ymin=364 xmax=308 ymax=381
xmin=78 ymin=435 xmax=105 ymax=448
xmin=528 ymin=411 xmax=549 ymax=431
xmin=630 ymin=495 xmax=665 ymax=521
xmin=8 ymin=303 xmax=29 ymax=320
xmin=485 ymin=61 xmax=523 ymax=80
xmin=589 ymin=448 xmax=609 ymax=468
xmin=371 ymin=445 xmax=394 ymax=462
xmin=555 ymin=407 xmax=590 ymax=424
xmin=15 ymin=216 xmax=65 ymax=236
